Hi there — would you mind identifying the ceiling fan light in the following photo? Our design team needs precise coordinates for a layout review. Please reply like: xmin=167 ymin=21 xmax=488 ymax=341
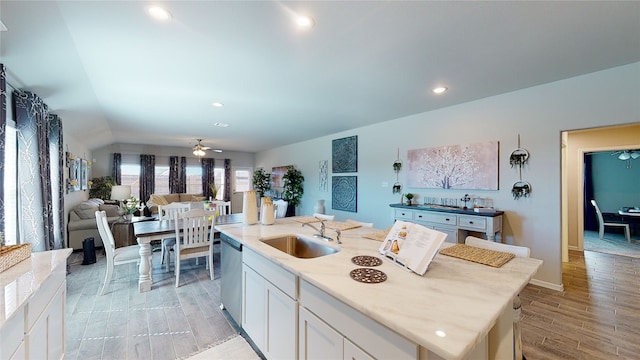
xmin=618 ymin=152 xmax=631 ymax=160
xmin=193 ymin=148 xmax=206 ymax=157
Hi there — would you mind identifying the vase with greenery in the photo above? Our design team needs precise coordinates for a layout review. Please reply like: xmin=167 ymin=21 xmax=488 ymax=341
xmin=89 ymin=176 xmax=116 ymax=200
xmin=404 ymin=193 xmax=414 ymax=205
xmin=252 ymin=168 xmax=271 ymax=198
xmin=282 ymin=165 xmax=304 ymax=215
xmin=209 ymin=182 xmax=220 ymax=200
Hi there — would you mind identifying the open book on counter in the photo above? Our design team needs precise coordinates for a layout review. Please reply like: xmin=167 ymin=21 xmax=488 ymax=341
xmin=378 ymin=220 xmax=447 ymax=275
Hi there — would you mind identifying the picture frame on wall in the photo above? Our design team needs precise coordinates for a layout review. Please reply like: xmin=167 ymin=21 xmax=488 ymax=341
xmin=332 ymin=175 xmax=357 ymax=212
xmin=332 ymin=135 xmax=358 ymax=173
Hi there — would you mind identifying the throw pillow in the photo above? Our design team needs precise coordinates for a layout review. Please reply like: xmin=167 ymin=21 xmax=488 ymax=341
xmin=191 ymin=196 xmax=207 ymax=202
xmin=150 ymin=194 xmax=168 ymax=206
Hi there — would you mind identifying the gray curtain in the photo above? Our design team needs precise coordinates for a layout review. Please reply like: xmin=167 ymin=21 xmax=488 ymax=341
xmin=0 ymin=64 xmax=6 ymax=239
xmin=112 ymin=153 xmax=122 ymax=184
xmin=139 ymin=154 xmax=155 ymax=202
xmin=49 ymin=115 xmax=65 ymax=248
xmin=13 ymin=90 xmax=64 ymax=251
xmin=224 ymin=158 xmax=231 ymax=202
xmin=201 ymin=158 xmax=215 ymax=198
xmin=169 ymin=156 xmax=187 ymax=193
xmin=169 ymin=156 xmax=179 ymax=193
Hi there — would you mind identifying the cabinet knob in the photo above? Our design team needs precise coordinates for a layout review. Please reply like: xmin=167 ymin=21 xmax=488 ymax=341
xmin=445 ymin=218 xmax=450 ymax=221
xmin=469 ymin=221 xmax=474 ymax=224
xmin=418 ymin=215 xmax=423 ymax=218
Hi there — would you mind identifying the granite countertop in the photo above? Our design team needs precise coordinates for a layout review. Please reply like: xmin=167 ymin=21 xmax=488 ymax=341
xmin=390 ymin=203 xmax=505 ymax=217
xmin=217 ymin=218 xmax=541 ymax=359
xmin=0 ymin=248 xmax=72 ymax=327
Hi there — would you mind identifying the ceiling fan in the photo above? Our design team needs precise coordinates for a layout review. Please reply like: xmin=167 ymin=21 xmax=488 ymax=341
xmin=612 ymin=149 xmax=640 ymax=168
xmin=192 ymin=139 xmax=222 ymax=156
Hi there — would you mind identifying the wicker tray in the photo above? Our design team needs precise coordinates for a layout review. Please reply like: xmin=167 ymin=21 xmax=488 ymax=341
xmin=0 ymin=244 xmax=32 ymax=273
xmin=362 ymin=230 xmax=388 ymax=242
xmin=439 ymin=244 xmax=515 ymax=268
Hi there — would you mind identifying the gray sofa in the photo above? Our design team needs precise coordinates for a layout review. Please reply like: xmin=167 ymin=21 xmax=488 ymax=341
xmin=67 ymin=198 xmax=120 ymax=250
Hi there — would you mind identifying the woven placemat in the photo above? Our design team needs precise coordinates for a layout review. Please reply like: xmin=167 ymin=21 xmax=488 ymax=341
xmin=439 ymin=244 xmax=515 ymax=268
xmin=0 ymin=244 xmax=32 ymax=273
xmin=323 ymin=221 xmax=361 ymax=231
xmin=290 ymin=216 xmax=321 ymax=223
xmin=361 ymin=230 xmax=388 ymax=242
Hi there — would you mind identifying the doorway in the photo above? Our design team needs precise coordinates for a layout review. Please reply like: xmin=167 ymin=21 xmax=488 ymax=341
xmin=561 ymin=124 xmax=640 ymax=260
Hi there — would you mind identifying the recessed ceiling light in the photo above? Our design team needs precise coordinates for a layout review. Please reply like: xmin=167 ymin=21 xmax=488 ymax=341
xmin=214 ymin=122 xmax=229 ymax=128
xmin=432 ymin=87 xmax=448 ymax=94
xmin=212 ymin=102 xmax=224 ymax=108
xmin=147 ymin=6 xmax=172 ymax=21
xmin=296 ymin=15 xmax=314 ymax=28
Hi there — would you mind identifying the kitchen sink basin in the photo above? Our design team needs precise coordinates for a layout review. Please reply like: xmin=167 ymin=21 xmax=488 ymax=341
xmin=260 ymin=235 xmax=340 ymax=259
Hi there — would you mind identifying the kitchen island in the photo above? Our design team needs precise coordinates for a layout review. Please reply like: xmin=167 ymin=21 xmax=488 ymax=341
xmin=218 ymin=218 xmax=542 ymax=359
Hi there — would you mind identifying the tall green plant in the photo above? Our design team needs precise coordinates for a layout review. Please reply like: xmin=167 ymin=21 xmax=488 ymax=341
xmin=252 ymin=168 xmax=271 ymax=198
xmin=89 ymin=176 xmax=116 ymax=200
xmin=282 ymin=165 xmax=304 ymax=207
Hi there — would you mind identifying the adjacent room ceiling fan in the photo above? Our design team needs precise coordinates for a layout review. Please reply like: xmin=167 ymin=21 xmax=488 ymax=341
xmin=612 ymin=149 xmax=640 ymax=168
xmin=192 ymin=139 xmax=222 ymax=157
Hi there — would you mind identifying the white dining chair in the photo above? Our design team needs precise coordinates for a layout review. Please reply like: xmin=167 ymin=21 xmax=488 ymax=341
xmin=158 ymin=202 xmax=191 ymax=272
xmin=345 ymin=219 xmax=374 ymax=228
xmin=95 ymin=211 xmax=140 ymax=296
xmin=313 ymin=213 xmax=335 ymax=221
xmin=173 ymin=209 xmax=215 ymax=287
xmin=211 ymin=200 xmax=231 ymax=215
xmin=464 ymin=236 xmax=529 ymax=360
xmin=591 ymin=200 xmax=631 ymax=243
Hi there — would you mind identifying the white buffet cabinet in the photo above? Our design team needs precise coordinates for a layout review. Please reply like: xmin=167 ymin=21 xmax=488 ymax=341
xmin=1 ymin=249 xmax=72 ymax=360
xmin=391 ymin=204 xmax=504 ymax=242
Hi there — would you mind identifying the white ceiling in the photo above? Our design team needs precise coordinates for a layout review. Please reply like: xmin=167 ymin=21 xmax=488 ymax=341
xmin=1 ymin=1 xmax=639 ymax=153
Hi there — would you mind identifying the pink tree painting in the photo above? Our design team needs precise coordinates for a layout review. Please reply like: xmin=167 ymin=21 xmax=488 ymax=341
xmin=406 ymin=141 xmax=499 ymax=190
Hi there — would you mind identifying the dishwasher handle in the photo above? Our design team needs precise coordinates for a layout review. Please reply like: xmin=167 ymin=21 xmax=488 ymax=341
xmin=220 ymin=233 xmax=242 ymax=251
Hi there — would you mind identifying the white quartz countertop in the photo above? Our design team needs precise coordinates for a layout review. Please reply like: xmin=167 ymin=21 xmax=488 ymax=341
xmin=217 ymin=218 xmax=542 ymax=360
xmin=0 ymin=248 xmax=72 ymax=327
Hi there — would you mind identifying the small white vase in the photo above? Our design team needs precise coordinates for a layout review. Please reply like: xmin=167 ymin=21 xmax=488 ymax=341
xmin=314 ymin=199 xmax=325 ymax=214
xmin=243 ymin=190 xmax=258 ymax=225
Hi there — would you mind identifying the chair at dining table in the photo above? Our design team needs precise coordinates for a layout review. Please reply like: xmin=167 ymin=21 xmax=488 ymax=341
xmin=173 ymin=208 xmax=215 ymax=287
xmin=158 ymin=202 xmax=191 ymax=272
xmin=210 ymin=200 xmax=231 ymax=215
xmin=591 ymin=199 xmax=631 ymax=243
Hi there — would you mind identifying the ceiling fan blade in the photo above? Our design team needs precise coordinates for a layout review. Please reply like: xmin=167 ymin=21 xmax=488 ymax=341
xmin=201 ymin=146 xmax=212 ymax=150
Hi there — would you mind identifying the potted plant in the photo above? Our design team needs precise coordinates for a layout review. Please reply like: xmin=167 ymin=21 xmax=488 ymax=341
xmin=89 ymin=176 xmax=116 ymax=200
xmin=252 ymin=168 xmax=271 ymax=198
xmin=282 ymin=165 xmax=304 ymax=216
xmin=209 ymin=182 xmax=220 ymax=200
xmin=404 ymin=193 xmax=414 ymax=206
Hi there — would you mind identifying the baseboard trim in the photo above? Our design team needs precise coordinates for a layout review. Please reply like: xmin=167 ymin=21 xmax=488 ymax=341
xmin=529 ymin=278 xmax=564 ymax=292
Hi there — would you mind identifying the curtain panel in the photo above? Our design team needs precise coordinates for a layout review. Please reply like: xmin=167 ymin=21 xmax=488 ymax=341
xmin=201 ymin=158 xmax=215 ymax=198
xmin=169 ymin=156 xmax=179 ymax=193
xmin=14 ymin=91 xmax=64 ymax=251
xmin=139 ymin=154 xmax=155 ymax=203
xmin=112 ymin=152 xmax=122 ymax=184
xmin=0 ymin=64 xmax=6 ymax=239
xmin=180 ymin=156 xmax=187 ymax=193
xmin=224 ymin=158 xmax=231 ymax=202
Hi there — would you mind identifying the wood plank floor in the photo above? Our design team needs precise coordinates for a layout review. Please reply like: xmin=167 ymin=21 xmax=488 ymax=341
xmin=521 ymin=249 xmax=640 ymax=359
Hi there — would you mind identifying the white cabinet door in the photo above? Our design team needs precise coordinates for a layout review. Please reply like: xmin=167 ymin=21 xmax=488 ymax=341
xmin=265 ymin=282 xmax=296 ymax=360
xmin=299 ymin=307 xmax=343 ymax=360
xmin=344 ymin=338 xmax=374 ymax=360
xmin=243 ymin=264 xmax=266 ymax=349
xmin=25 ymin=281 xmax=66 ymax=360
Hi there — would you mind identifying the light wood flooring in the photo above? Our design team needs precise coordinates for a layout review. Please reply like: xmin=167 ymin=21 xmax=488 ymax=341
xmin=66 ymin=239 xmax=640 ymax=359
xmin=520 ymin=249 xmax=640 ymax=359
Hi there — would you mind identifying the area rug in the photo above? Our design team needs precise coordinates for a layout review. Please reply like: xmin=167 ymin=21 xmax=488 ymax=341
xmin=583 ymin=231 xmax=640 ymax=259
xmin=184 ymin=335 xmax=261 ymax=360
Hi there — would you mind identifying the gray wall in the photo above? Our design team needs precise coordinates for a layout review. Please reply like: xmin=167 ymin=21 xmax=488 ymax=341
xmin=256 ymin=62 xmax=640 ymax=288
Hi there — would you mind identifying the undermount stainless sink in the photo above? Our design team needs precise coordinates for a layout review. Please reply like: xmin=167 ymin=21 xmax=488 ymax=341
xmin=260 ymin=235 xmax=340 ymax=259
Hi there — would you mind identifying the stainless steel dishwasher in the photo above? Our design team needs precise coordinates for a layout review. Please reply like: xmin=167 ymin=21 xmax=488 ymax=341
xmin=220 ymin=233 xmax=242 ymax=326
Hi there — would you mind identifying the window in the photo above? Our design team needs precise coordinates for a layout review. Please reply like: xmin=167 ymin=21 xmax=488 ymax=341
xmin=121 ymin=163 xmax=141 ymax=199
xmin=235 ymin=169 xmax=251 ymax=192
xmin=155 ymin=165 xmax=169 ymax=195
xmin=3 ymin=125 xmax=17 ymax=245
xmin=186 ymin=166 xmax=202 ymax=194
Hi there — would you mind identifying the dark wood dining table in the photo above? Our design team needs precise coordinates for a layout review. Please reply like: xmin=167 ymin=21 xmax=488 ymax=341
xmin=133 ymin=213 xmax=244 ymax=292
xmin=619 ymin=207 xmax=640 ymax=239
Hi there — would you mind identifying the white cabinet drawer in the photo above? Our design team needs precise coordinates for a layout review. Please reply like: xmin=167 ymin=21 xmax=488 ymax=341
xmin=394 ymin=209 xmax=413 ymax=220
xmin=414 ymin=211 xmax=457 ymax=225
xmin=458 ymin=216 xmax=486 ymax=231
